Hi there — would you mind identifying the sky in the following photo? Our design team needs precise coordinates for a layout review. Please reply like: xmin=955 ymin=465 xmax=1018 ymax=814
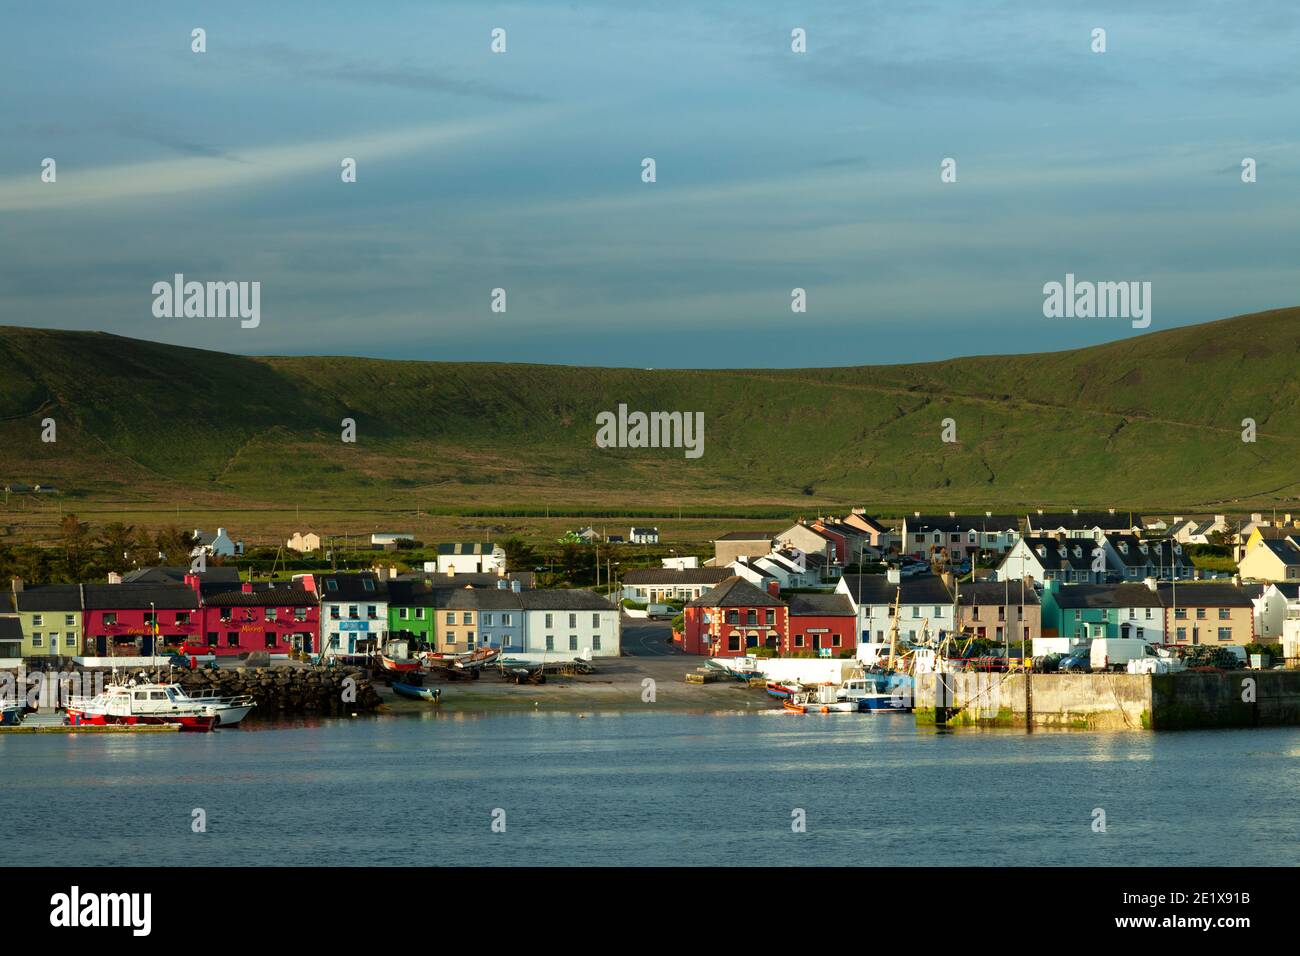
xmin=1 ymin=0 xmax=1298 ymax=368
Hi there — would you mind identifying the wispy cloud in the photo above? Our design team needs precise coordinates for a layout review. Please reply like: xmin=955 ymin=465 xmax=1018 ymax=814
xmin=0 ymin=116 xmax=532 ymax=211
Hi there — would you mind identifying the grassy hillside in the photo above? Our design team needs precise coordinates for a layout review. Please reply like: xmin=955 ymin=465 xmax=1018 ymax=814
xmin=1 ymin=307 xmax=1298 ymax=514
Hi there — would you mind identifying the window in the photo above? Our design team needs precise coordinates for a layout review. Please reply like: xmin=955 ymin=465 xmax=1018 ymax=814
xmin=1144 ymin=607 xmax=1152 ymax=620
xmin=176 ymin=612 xmax=190 ymax=625
xmin=482 ymin=613 xmax=494 ymax=627
xmin=362 ymin=579 xmax=375 ymax=592
xmin=1196 ymin=608 xmax=1207 ymax=620
xmin=415 ymin=608 xmax=425 ymax=620
xmin=569 ymin=635 xmax=578 ymax=651
xmin=1218 ymin=608 xmax=1231 ymax=620
xmin=794 ymin=635 xmax=804 ymax=647
xmin=348 ymin=605 xmax=358 ymax=619
xmin=765 ymin=609 xmax=775 ymax=626
xmin=726 ymin=610 xmax=739 ymax=624
xmin=1218 ymin=628 xmax=1232 ymax=642
xmin=325 ymin=579 xmax=338 ymax=592
xmin=1174 ymin=608 xmax=1187 ymax=619
xmin=545 ymin=635 xmax=554 ymax=651
xmin=593 ymin=635 xmax=601 ymax=651
xmin=446 ymin=612 xmax=455 ymax=623
xmin=295 ymin=608 xmax=307 ymax=622
xmin=206 ymin=632 xmax=218 ymax=646
xmin=32 ymin=632 xmax=43 ymax=647
xmin=32 ymin=614 xmax=43 ymax=626
xmin=65 ymin=614 xmax=75 ymax=626
xmin=65 ymin=633 xmax=75 ymax=647
xmin=266 ymin=608 xmax=277 ymax=622
xmin=545 ymin=613 xmax=554 ymax=628
xmin=227 ymin=632 xmax=239 ymax=647
xmin=367 ymin=605 xmax=378 ymax=619
xmin=265 ymin=631 xmax=277 ymax=649
xmin=568 ymin=613 xmax=577 ymax=628
xmin=329 ymin=606 xmax=339 ymax=620
xmin=727 ymin=634 xmax=740 ymax=652
xmin=502 ymin=614 xmax=511 ymax=626
xmin=462 ymin=612 xmax=472 ymax=625
xmin=831 ymin=635 xmax=841 ymax=647
xmin=399 ymin=608 xmax=409 ymax=620
xmin=591 ymin=613 xmax=600 ymax=628
xmin=746 ymin=610 xmax=757 ymax=626
xmin=1176 ymin=627 xmax=1187 ymax=642
xmin=912 ymin=607 xmax=920 ymax=618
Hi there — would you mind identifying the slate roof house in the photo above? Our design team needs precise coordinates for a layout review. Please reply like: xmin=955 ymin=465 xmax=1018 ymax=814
xmin=683 ymin=576 xmax=788 ymax=656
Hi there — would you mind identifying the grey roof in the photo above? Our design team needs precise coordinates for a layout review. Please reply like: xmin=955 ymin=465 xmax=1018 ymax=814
xmin=907 ymin=514 xmax=1021 ymax=533
xmin=953 ymin=582 xmax=1041 ymax=606
xmin=1156 ymin=583 xmax=1255 ymax=608
xmin=1259 ymin=539 xmax=1300 ymax=561
xmin=313 ymin=572 xmax=389 ymax=601
xmin=82 ymin=584 xmax=199 ymax=610
xmin=622 ymin=567 xmax=732 ymax=585
xmin=839 ymin=573 xmax=955 ymax=606
xmin=11 ymin=584 xmax=82 ymax=612
xmin=1020 ymin=536 xmax=1097 ymax=572
xmin=687 ymin=577 xmax=785 ymax=608
xmin=714 ymin=531 xmax=778 ymax=541
xmin=436 ymin=542 xmax=496 ymax=556
xmin=1028 ymin=511 xmax=1139 ymax=530
xmin=630 ymin=527 xmax=658 ymax=536
xmin=0 ymin=617 xmax=23 ymax=641
xmin=203 ymin=587 xmax=316 ymax=608
xmin=517 ymin=589 xmax=617 ymax=611
xmin=122 ymin=566 xmax=241 ymax=585
xmin=788 ymin=593 xmax=856 ymax=617
xmin=1050 ymin=584 xmax=1162 ymax=609
xmin=397 ymin=571 xmax=534 ymax=589
xmin=443 ymin=588 xmax=525 ymax=611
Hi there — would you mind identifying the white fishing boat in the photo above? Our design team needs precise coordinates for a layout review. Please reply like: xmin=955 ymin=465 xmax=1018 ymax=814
xmin=66 ymin=679 xmax=255 ymax=731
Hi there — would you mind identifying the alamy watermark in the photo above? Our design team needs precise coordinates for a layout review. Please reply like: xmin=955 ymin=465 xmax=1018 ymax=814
xmin=595 ymin=403 xmax=704 ymax=459
xmin=1042 ymin=273 xmax=1150 ymax=329
xmin=152 ymin=273 xmax=261 ymax=328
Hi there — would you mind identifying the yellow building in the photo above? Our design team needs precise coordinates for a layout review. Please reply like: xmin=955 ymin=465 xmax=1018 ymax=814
xmin=4 ymin=581 xmax=84 ymax=658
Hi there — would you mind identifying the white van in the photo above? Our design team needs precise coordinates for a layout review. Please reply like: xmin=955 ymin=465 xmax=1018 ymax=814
xmin=1090 ymin=638 xmax=1162 ymax=672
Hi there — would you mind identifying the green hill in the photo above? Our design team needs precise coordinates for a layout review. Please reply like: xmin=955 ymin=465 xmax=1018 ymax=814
xmin=2 ymin=307 xmax=1298 ymax=513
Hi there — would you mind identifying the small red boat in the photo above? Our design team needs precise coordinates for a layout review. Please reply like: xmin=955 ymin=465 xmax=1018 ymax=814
xmin=380 ymin=654 xmax=422 ymax=674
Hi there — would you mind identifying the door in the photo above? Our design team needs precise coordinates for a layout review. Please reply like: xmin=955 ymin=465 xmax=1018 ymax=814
xmin=142 ymin=634 xmax=154 ymax=655
xmin=96 ymin=635 xmax=107 ymax=656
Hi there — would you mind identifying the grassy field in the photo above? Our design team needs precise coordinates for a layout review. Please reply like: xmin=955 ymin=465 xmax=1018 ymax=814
xmin=2 ymin=306 xmax=1298 ymax=552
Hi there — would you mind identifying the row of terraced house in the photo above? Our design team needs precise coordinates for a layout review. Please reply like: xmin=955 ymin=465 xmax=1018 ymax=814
xmin=1 ymin=560 xmax=620 ymax=665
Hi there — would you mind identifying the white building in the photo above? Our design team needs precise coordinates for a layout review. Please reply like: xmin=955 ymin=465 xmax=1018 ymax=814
xmin=287 ymin=531 xmax=322 ymax=553
xmin=192 ymin=527 xmax=242 ymax=558
xmin=297 ymin=571 xmax=388 ymax=659
xmin=661 ymin=556 xmax=699 ymax=570
xmin=630 ymin=527 xmax=660 ymax=545
xmin=436 ymin=542 xmax=506 ymax=574
xmin=518 ymin=590 xmax=620 ymax=656
xmin=836 ymin=569 xmax=956 ymax=643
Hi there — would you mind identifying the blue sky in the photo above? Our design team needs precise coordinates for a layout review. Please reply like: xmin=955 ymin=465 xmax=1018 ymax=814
xmin=1 ymin=1 xmax=1297 ymax=367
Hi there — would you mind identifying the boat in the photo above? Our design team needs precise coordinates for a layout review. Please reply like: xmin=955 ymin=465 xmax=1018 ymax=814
xmin=391 ymin=681 xmax=442 ymax=702
xmin=422 ymin=646 xmax=502 ymax=671
xmin=838 ymin=676 xmax=912 ymax=713
xmin=1 ymin=702 xmax=23 ymax=726
xmin=65 ymin=680 xmax=255 ymax=731
xmin=765 ymin=681 xmax=802 ymax=699
xmin=380 ymin=654 xmax=422 ymax=674
xmin=782 ymin=698 xmax=807 ymax=714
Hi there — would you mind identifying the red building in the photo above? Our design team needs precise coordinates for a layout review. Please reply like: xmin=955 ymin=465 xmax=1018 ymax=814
xmin=191 ymin=582 xmax=319 ymax=658
xmin=785 ymin=593 xmax=857 ymax=656
xmin=682 ymin=577 xmax=788 ymax=656
xmin=82 ymin=583 xmax=200 ymax=657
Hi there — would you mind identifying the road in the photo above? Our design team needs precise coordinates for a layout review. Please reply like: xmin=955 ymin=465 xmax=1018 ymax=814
xmin=620 ymin=617 xmax=680 ymax=656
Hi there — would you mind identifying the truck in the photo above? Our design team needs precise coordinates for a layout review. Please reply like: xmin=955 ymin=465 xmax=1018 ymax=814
xmin=1090 ymin=638 xmax=1166 ymax=673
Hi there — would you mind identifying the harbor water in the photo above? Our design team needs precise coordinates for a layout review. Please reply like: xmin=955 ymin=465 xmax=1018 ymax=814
xmin=3 ymin=711 xmax=1297 ymax=866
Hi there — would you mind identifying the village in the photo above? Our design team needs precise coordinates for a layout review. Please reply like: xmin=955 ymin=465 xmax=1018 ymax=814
xmin=3 ymin=506 xmax=1300 ymax=731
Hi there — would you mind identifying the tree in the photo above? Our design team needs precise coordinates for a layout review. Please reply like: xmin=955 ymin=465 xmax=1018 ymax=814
xmin=98 ymin=521 xmax=137 ymax=568
xmin=500 ymin=536 xmax=537 ymax=571
xmin=153 ymin=526 xmax=198 ymax=565
xmin=59 ymin=513 xmax=92 ymax=579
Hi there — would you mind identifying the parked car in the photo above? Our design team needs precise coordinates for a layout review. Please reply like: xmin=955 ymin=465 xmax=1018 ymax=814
xmin=1059 ymin=652 xmax=1091 ymax=673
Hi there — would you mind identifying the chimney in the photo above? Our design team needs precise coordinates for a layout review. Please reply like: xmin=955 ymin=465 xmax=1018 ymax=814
xmin=1144 ymin=577 xmax=1157 ymax=592
xmin=766 ymin=580 xmax=780 ymax=597
xmin=1037 ymin=508 xmax=1043 ymax=515
xmin=913 ymin=511 xmax=920 ymax=517
xmin=1108 ymin=507 xmax=1116 ymax=515
xmin=390 ymin=566 xmax=398 ymax=580
xmin=10 ymin=576 xmax=23 ymax=594
xmin=241 ymin=581 xmax=254 ymax=594
xmin=1071 ymin=508 xmax=1079 ymax=515
xmin=107 ymin=572 xmax=122 ymax=585
xmin=948 ymin=511 xmax=956 ymax=518
xmin=887 ymin=567 xmax=901 ymax=585
xmin=985 ymin=511 xmax=992 ymax=517
xmin=447 ymin=565 xmax=456 ymax=577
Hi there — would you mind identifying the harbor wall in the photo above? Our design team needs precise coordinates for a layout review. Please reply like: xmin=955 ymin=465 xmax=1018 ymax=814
xmin=914 ymin=670 xmax=1300 ymax=730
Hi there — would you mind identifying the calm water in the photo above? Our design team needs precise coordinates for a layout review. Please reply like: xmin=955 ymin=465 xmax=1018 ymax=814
xmin=3 ymin=711 xmax=1298 ymax=866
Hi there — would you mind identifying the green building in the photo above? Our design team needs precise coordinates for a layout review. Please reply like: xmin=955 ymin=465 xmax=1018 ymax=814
xmin=1040 ymin=579 xmax=1164 ymax=642
xmin=386 ymin=579 xmax=441 ymax=648
xmin=4 ymin=583 xmax=84 ymax=658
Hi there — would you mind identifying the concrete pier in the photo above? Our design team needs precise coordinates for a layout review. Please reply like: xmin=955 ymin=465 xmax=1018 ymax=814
xmin=913 ymin=670 xmax=1300 ymax=731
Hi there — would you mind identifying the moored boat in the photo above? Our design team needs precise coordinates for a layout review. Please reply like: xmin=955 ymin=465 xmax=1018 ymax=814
xmin=380 ymin=654 xmax=422 ymax=674
xmin=391 ymin=681 xmax=442 ymax=702
xmin=65 ymin=681 xmax=236 ymax=731
xmin=765 ymin=681 xmax=802 ymax=699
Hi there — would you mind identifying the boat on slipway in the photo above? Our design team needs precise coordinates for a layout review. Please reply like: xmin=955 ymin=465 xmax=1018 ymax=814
xmin=391 ymin=681 xmax=442 ymax=703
